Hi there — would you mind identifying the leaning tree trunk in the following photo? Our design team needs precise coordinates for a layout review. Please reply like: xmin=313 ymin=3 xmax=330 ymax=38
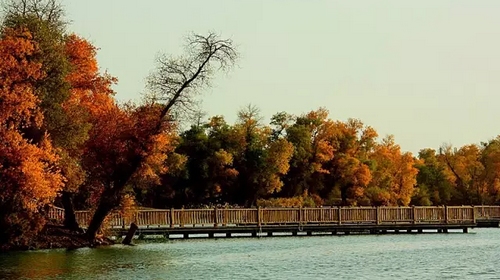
xmin=85 ymin=197 xmax=115 ymax=241
xmin=85 ymin=33 xmax=236 ymax=242
xmin=61 ymin=191 xmax=80 ymax=231
xmin=86 ymin=162 xmax=141 ymax=241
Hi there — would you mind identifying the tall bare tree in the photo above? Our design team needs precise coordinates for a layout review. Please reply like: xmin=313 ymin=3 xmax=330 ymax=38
xmin=85 ymin=32 xmax=238 ymax=241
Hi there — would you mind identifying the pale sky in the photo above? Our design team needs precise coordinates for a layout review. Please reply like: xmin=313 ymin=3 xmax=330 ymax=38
xmin=64 ymin=0 xmax=500 ymax=154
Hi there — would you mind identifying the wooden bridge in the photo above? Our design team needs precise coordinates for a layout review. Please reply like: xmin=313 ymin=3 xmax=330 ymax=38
xmin=48 ymin=205 xmax=500 ymax=239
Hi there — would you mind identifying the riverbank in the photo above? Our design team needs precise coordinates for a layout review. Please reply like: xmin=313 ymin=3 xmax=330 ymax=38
xmin=0 ymin=223 xmax=114 ymax=252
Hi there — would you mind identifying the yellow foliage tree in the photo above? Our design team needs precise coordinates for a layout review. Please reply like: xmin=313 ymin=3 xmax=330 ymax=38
xmin=368 ymin=136 xmax=418 ymax=206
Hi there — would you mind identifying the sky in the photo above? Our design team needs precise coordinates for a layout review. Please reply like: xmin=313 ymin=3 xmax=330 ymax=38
xmin=64 ymin=0 xmax=500 ymax=154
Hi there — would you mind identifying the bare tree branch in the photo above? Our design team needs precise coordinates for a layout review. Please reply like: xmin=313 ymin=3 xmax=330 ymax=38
xmin=147 ymin=32 xmax=238 ymax=123
xmin=1 ymin=0 xmax=67 ymax=29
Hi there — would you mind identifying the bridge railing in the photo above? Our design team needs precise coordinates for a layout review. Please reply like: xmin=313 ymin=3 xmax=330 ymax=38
xmin=47 ymin=205 xmax=65 ymax=222
xmin=448 ymin=206 xmax=475 ymax=223
xmin=59 ymin=205 xmax=495 ymax=229
xmin=474 ymin=205 xmax=500 ymax=219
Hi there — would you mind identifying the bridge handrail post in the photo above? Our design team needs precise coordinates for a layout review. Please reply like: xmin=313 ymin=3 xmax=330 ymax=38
xmin=376 ymin=206 xmax=380 ymax=225
xmin=444 ymin=205 xmax=448 ymax=224
xmin=170 ymin=208 xmax=174 ymax=228
xmin=412 ymin=206 xmax=417 ymax=224
xmin=214 ymin=206 xmax=218 ymax=228
xmin=338 ymin=206 xmax=342 ymax=225
xmin=257 ymin=206 xmax=262 ymax=227
xmin=299 ymin=206 xmax=303 ymax=225
xmin=472 ymin=206 xmax=477 ymax=224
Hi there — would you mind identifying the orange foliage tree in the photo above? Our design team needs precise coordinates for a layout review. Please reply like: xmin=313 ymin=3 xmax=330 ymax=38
xmin=47 ymin=34 xmax=118 ymax=230
xmin=0 ymin=27 xmax=64 ymax=249
xmin=81 ymin=101 xmax=179 ymax=239
xmin=323 ymin=119 xmax=377 ymax=205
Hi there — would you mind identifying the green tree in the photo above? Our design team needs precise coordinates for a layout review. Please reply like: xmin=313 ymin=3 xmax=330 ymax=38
xmin=282 ymin=108 xmax=335 ymax=199
xmin=411 ymin=148 xmax=453 ymax=205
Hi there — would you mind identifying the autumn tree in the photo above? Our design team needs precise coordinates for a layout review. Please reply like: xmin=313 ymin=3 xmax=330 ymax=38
xmin=225 ymin=105 xmax=293 ymax=206
xmin=84 ymin=33 xmax=237 ymax=241
xmin=322 ymin=119 xmax=377 ymax=205
xmin=1 ymin=0 xmax=96 ymax=230
xmin=441 ymin=139 xmax=500 ymax=205
xmin=478 ymin=138 xmax=500 ymax=204
xmin=281 ymin=108 xmax=335 ymax=199
xmin=57 ymin=34 xmax=117 ymax=229
xmin=2 ymin=0 xmax=72 ymax=146
xmin=0 ymin=27 xmax=64 ymax=249
xmin=367 ymin=136 xmax=418 ymax=206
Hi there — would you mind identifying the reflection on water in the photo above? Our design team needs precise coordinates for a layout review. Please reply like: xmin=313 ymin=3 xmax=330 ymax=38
xmin=1 ymin=229 xmax=499 ymax=280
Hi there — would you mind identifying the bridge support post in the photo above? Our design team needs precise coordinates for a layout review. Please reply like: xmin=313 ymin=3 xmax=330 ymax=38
xmin=252 ymin=231 xmax=257 ymax=237
xmin=208 ymin=232 xmax=215 ymax=238
xmin=463 ymin=228 xmax=469 ymax=233
xmin=122 ymin=223 xmax=138 ymax=245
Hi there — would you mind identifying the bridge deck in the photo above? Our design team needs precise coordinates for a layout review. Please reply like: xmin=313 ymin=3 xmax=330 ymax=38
xmin=110 ymin=222 xmax=476 ymax=239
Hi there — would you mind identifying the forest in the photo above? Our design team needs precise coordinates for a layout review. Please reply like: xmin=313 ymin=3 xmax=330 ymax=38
xmin=1 ymin=0 xmax=500 ymax=250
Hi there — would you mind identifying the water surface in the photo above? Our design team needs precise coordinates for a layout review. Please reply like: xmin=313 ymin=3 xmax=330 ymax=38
xmin=1 ymin=229 xmax=499 ymax=279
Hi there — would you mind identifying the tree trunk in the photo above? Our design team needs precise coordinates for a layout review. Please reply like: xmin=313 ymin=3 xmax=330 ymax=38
xmin=61 ymin=191 xmax=80 ymax=231
xmin=341 ymin=186 xmax=348 ymax=206
xmin=85 ymin=173 xmax=137 ymax=242
xmin=85 ymin=198 xmax=114 ymax=241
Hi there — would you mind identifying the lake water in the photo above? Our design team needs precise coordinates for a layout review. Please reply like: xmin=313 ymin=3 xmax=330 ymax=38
xmin=1 ymin=228 xmax=499 ymax=279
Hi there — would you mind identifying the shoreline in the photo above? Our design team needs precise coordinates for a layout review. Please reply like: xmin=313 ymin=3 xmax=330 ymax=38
xmin=0 ymin=223 xmax=114 ymax=253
